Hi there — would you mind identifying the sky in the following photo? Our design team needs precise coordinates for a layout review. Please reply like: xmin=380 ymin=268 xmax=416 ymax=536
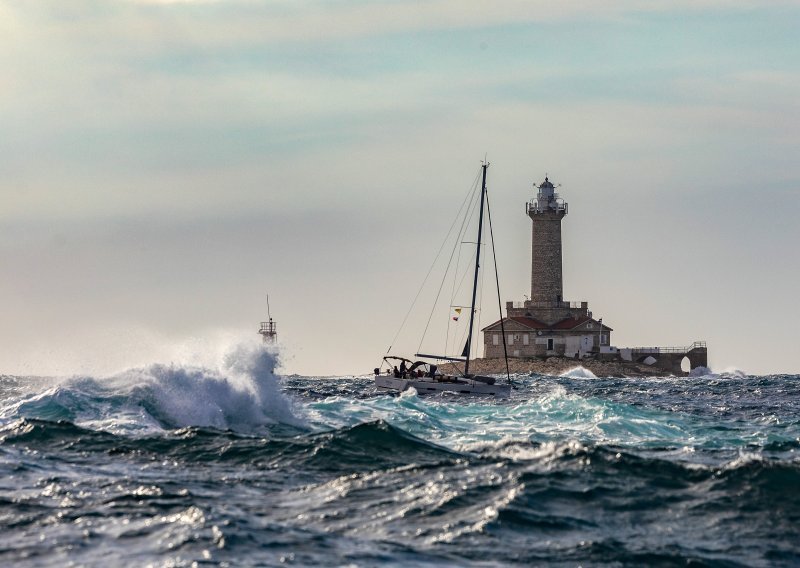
xmin=1 ymin=0 xmax=798 ymax=376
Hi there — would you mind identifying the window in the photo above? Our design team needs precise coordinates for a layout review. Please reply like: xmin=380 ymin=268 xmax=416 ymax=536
xmin=493 ymin=334 xmax=499 ymax=346
xmin=601 ymin=334 xmax=608 ymax=345
xmin=523 ymin=334 xmax=529 ymax=346
xmin=508 ymin=335 xmax=514 ymax=346
xmin=547 ymin=338 xmax=554 ymax=350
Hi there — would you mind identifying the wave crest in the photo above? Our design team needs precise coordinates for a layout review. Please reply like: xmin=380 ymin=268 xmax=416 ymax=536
xmin=559 ymin=366 xmax=598 ymax=379
xmin=9 ymin=340 xmax=302 ymax=434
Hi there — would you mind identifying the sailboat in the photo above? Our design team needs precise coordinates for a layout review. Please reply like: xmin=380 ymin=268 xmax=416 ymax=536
xmin=373 ymin=162 xmax=512 ymax=397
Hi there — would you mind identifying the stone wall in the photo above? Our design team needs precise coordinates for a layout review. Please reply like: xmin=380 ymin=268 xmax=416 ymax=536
xmin=597 ymin=344 xmax=708 ymax=374
xmin=484 ymin=337 xmax=557 ymax=358
xmin=484 ymin=331 xmax=598 ymax=359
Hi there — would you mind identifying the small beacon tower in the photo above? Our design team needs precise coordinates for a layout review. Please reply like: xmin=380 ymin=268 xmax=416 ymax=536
xmin=526 ymin=177 xmax=568 ymax=304
xmin=258 ymin=296 xmax=278 ymax=344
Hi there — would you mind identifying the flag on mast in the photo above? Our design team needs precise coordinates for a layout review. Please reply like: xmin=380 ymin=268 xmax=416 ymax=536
xmin=452 ymin=307 xmax=462 ymax=321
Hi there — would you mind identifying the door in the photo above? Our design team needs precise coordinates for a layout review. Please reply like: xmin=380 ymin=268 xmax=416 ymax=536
xmin=580 ymin=335 xmax=592 ymax=357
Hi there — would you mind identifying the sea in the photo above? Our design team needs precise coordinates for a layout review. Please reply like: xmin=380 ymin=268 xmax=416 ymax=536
xmin=1 ymin=341 xmax=798 ymax=567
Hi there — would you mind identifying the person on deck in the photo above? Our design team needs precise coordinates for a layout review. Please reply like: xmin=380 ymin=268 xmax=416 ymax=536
xmin=399 ymin=360 xmax=407 ymax=377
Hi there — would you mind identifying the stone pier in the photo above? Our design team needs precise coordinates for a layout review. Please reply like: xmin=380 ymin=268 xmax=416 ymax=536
xmin=599 ymin=341 xmax=708 ymax=375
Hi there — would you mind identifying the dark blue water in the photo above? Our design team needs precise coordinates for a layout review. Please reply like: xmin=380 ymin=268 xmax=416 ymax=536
xmin=1 ymin=344 xmax=798 ymax=566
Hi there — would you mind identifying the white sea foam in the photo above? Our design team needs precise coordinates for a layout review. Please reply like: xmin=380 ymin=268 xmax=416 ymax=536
xmin=6 ymin=339 xmax=303 ymax=434
xmin=123 ymin=341 xmax=302 ymax=430
xmin=399 ymin=386 xmax=419 ymax=399
xmin=305 ymin=377 xmax=699 ymax=452
xmin=718 ymin=368 xmax=748 ymax=378
xmin=687 ymin=366 xmax=746 ymax=380
xmin=718 ymin=450 xmax=765 ymax=473
xmin=559 ymin=366 xmax=598 ymax=379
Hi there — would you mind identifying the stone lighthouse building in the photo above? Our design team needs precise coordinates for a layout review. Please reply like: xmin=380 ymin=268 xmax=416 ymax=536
xmin=481 ymin=174 xmax=708 ymax=374
xmin=482 ymin=176 xmax=611 ymax=359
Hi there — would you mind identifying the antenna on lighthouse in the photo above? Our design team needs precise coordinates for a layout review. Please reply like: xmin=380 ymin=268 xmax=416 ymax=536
xmin=259 ymin=295 xmax=277 ymax=344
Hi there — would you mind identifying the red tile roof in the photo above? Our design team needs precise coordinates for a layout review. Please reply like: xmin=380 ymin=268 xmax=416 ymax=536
xmin=481 ymin=316 xmax=547 ymax=331
xmin=552 ymin=316 xmax=613 ymax=331
xmin=552 ymin=316 xmax=591 ymax=329
xmin=482 ymin=316 xmax=613 ymax=332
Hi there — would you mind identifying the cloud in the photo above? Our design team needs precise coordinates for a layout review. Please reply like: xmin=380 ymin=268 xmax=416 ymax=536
xmin=2 ymin=0 xmax=799 ymax=375
xmin=7 ymin=1 xmax=799 ymax=51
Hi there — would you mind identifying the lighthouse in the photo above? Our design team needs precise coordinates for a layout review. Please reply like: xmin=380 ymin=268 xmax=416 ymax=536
xmin=258 ymin=295 xmax=278 ymax=344
xmin=481 ymin=172 xmax=707 ymax=375
xmin=483 ymin=174 xmax=608 ymax=357
xmin=526 ymin=177 xmax=568 ymax=305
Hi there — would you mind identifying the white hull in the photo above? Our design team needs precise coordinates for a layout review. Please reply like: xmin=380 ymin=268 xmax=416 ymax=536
xmin=374 ymin=375 xmax=511 ymax=397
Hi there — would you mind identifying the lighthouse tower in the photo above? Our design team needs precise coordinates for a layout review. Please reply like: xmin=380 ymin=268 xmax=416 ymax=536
xmin=481 ymin=172 xmax=706 ymax=375
xmin=526 ymin=177 xmax=568 ymax=304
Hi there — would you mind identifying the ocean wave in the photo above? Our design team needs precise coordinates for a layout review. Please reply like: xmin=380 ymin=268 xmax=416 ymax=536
xmin=2 ymin=341 xmax=302 ymax=434
xmin=302 ymin=376 xmax=800 ymax=459
xmin=688 ymin=365 xmax=712 ymax=377
xmin=3 ymin=365 xmax=800 ymax=567
xmin=0 ymin=418 xmax=459 ymax=475
xmin=559 ymin=366 xmax=598 ymax=379
xmin=2 ymin=408 xmax=799 ymax=567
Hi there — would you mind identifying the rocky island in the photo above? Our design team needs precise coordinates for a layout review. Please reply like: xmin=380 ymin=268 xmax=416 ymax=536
xmin=442 ymin=357 xmax=682 ymax=378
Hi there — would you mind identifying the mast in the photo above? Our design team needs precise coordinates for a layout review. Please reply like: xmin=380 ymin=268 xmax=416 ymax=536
xmin=464 ymin=162 xmax=488 ymax=376
xmin=486 ymin=187 xmax=512 ymax=384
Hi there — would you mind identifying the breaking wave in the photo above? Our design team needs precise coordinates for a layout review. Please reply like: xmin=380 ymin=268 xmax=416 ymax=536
xmin=0 ymin=365 xmax=798 ymax=566
xmin=3 ymin=340 xmax=302 ymax=434
xmin=559 ymin=366 xmax=598 ymax=379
